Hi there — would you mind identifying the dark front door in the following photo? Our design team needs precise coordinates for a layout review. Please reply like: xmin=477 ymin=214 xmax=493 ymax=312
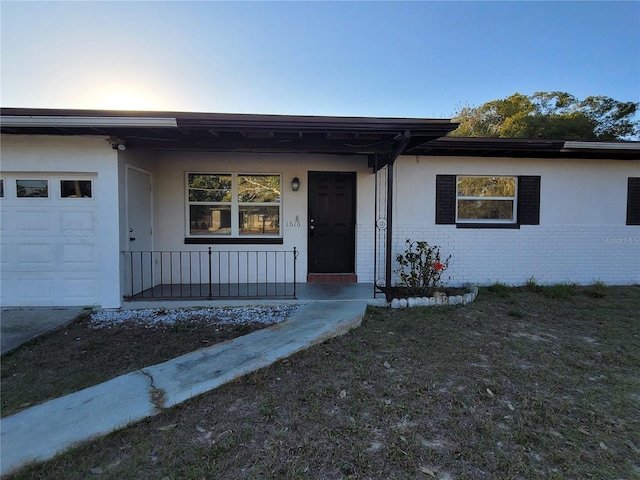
xmin=308 ymin=172 xmax=356 ymax=273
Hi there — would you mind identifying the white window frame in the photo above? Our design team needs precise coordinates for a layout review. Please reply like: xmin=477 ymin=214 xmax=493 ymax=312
xmin=456 ymin=175 xmax=517 ymax=224
xmin=16 ymin=178 xmax=49 ymax=199
xmin=60 ymin=179 xmax=94 ymax=199
xmin=185 ymin=172 xmax=282 ymax=238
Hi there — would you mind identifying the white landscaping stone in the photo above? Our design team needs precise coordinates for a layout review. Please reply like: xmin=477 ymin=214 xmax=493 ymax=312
xmin=407 ymin=297 xmax=417 ymax=308
xmin=399 ymin=298 xmax=408 ymax=308
xmin=391 ymin=298 xmax=401 ymax=309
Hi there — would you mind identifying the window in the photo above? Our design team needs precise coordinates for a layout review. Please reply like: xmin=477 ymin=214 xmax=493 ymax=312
xmin=187 ymin=173 xmax=281 ymax=239
xmin=61 ymin=180 xmax=92 ymax=198
xmin=436 ymin=175 xmax=540 ymax=228
xmin=456 ymin=176 xmax=516 ymax=223
xmin=0 ymin=179 xmax=4 ymax=198
xmin=16 ymin=179 xmax=48 ymax=198
xmin=627 ymin=177 xmax=640 ymax=225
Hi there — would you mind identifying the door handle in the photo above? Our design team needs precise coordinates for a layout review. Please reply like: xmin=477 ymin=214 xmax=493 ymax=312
xmin=129 ymin=237 xmax=136 ymax=241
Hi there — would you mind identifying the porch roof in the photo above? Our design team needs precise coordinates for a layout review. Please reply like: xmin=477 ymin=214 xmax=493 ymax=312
xmin=0 ymin=108 xmax=458 ymax=161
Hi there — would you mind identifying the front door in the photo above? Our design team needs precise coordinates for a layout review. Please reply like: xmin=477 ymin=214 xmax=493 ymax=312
xmin=126 ymin=166 xmax=153 ymax=295
xmin=308 ymin=172 xmax=356 ymax=273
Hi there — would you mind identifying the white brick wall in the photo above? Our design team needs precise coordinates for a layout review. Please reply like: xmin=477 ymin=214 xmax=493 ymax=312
xmin=389 ymin=225 xmax=640 ymax=286
xmin=360 ymin=155 xmax=640 ymax=287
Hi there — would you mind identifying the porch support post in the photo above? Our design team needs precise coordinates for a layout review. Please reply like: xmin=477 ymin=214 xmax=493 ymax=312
xmin=384 ymin=131 xmax=411 ymax=301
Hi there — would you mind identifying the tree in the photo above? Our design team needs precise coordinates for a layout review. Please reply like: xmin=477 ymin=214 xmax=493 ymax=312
xmin=451 ymin=92 xmax=639 ymax=141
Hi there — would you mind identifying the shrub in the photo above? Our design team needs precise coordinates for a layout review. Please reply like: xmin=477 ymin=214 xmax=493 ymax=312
xmin=394 ymin=239 xmax=451 ymax=297
xmin=585 ymin=280 xmax=608 ymax=298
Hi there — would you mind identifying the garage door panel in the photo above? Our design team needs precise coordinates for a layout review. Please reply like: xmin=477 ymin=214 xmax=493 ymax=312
xmin=54 ymin=276 xmax=98 ymax=304
xmin=60 ymin=210 xmax=95 ymax=232
xmin=17 ymin=243 xmax=54 ymax=265
xmin=15 ymin=211 xmax=53 ymax=232
xmin=14 ymin=274 xmax=54 ymax=302
xmin=61 ymin=243 xmax=96 ymax=264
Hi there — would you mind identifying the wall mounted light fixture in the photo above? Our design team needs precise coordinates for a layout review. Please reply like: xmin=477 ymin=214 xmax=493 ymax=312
xmin=291 ymin=176 xmax=300 ymax=192
xmin=109 ymin=136 xmax=127 ymax=151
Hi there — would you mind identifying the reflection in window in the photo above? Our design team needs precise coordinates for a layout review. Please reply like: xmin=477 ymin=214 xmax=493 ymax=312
xmin=456 ymin=176 xmax=516 ymax=222
xmin=17 ymin=179 xmax=48 ymax=198
xmin=188 ymin=174 xmax=232 ymax=202
xmin=238 ymin=175 xmax=281 ymax=203
xmin=61 ymin=180 xmax=92 ymax=198
xmin=187 ymin=173 xmax=281 ymax=237
xmin=239 ymin=206 xmax=280 ymax=235
xmin=189 ymin=206 xmax=231 ymax=235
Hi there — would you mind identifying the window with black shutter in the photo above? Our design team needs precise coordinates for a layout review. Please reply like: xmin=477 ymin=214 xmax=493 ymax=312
xmin=627 ymin=177 xmax=640 ymax=225
xmin=436 ymin=175 xmax=540 ymax=228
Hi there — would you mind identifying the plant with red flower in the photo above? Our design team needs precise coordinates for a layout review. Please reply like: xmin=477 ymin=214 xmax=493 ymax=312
xmin=394 ymin=239 xmax=451 ymax=296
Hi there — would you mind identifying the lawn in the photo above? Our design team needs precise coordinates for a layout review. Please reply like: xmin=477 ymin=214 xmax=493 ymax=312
xmin=5 ymin=285 xmax=640 ymax=479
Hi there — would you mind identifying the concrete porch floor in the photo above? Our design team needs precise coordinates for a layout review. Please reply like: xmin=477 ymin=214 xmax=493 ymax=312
xmin=124 ymin=282 xmax=387 ymax=309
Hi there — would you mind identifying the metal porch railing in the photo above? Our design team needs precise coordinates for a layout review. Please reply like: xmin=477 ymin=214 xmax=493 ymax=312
xmin=122 ymin=247 xmax=298 ymax=299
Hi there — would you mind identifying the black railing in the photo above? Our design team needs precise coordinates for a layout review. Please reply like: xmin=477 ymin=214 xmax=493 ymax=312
xmin=122 ymin=247 xmax=298 ymax=299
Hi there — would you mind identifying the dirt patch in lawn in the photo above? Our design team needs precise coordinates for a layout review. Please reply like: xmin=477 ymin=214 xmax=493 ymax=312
xmin=5 ymin=286 xmax=640 ymax=480
xmin=1 ymin=305 xmax=300 ymax=417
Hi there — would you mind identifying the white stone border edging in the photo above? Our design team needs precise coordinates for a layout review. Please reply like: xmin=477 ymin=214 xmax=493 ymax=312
xmin=390 ymin=286 xmax=479 ymax=309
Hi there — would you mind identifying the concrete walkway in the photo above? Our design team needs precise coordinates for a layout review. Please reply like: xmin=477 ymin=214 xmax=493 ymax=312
xmin=0 ymin=301 xmax=369 ymax=476
xmin=1 ymin=307 xmax=87 ymax=355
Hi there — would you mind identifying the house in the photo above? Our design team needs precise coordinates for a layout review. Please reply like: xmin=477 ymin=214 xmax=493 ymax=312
xmin=1 ymin=108 xmax=638 ymax=308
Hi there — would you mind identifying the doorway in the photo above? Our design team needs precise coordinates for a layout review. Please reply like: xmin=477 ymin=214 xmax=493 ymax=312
xmin=307 ymin=172 xmax=356 ymax=275
xmin=126 ymin=166 xmax=153 ymax=295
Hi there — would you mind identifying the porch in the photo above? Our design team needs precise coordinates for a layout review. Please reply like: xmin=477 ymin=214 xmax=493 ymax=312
xmin=122 ymin=246 xmax=384 ymax=308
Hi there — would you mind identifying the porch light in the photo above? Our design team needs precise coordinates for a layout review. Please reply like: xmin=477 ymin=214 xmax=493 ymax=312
xmin=291 ymin=177 xmax=300 ymax=192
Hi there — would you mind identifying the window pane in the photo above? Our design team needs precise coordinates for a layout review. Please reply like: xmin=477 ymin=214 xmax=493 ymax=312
xmin=457 ymin=177 xmax=515 ymax=197
xmin=238 ymin=175 xmax=280 ymax=203
xmin=188 ymin=174 xmax=232 ymax=202
xmin=458 ymin=200 xmax=514 ymax=220
xmin=239 ymin=206 xmax=280 ymax=235
xmin=61 ymin=180 xmax=92 ymax=198
xmin=0 ymin=179 xmax=4 ymax=198
xmin=189 ymin=205 xmax=231 ymax=235
xmin=17 ymin=179 xmax=48 ymax=198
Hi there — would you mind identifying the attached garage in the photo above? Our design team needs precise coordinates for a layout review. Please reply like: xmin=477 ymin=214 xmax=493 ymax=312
xmin=0 ymin=134 xmax=121 ymax=308
xmin=1 ymin=173 xmax=100 ymax=306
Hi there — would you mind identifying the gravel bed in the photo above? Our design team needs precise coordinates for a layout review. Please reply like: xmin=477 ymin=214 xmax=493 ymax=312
xmin=90 ymin=305 xmax=302 ymax=329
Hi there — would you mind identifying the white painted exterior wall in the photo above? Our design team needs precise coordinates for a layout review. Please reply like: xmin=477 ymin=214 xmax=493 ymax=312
xmin=392 ymin=155 xmax=640 ymax=286
xmin=151 ymin=151 xmax=374 ymax=284
xmin=1 ymin=134 xmax=636 ymax=309
xmin=0 ymin=135 xmax=121 ymax=307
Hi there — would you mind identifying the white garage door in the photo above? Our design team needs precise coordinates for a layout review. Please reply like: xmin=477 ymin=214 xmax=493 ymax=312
xmin=0 ymin=174 xmax=100 ymax=306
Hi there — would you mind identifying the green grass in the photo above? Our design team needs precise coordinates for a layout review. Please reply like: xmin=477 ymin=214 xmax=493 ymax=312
xmin=5 ymin=286 xmax=640 ymax=479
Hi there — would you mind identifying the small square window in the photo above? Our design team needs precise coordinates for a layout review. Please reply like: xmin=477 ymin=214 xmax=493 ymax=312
xmin=17 ymin=179 xmax=48 ymax=198
xmin=61 ymin=180 xmax=92 ymax=198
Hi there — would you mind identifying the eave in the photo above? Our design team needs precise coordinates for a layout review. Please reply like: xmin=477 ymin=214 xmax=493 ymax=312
xmin=0 ymin=108 xmax=458 ymax=160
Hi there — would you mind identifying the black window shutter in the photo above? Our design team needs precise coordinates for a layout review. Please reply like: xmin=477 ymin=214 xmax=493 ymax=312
xmin=627 ymin=177 xmax=640 ymax=225
xmin=435 ymin=175 xmax=456 ymax=224
xmin=518 ymin=176 xmax=541 ymax=225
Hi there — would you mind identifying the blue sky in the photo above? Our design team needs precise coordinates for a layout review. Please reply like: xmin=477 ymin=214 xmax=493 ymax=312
xmin=1 ymin=1 xmax=638 ymax=118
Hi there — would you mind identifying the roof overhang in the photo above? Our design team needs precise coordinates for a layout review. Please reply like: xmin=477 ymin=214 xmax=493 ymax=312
xmin=408 ymin=136 xmax=640 ymax=160
xmin=0 ymin=108 xmax=458 ymax=163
